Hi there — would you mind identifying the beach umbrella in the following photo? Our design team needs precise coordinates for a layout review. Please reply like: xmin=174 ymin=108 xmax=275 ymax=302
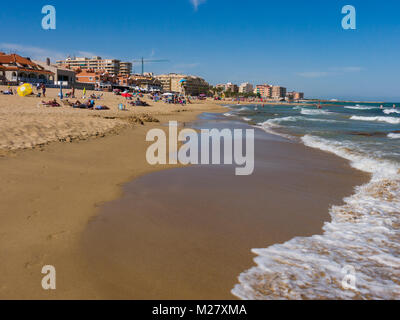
xmin=17 ymin=83 xmax=33 ymax=97
xmin=121 ymin=93 xmax=132 ymax=98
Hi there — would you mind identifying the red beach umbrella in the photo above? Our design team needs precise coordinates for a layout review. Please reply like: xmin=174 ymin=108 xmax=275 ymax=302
xmin=121 ymin=93 xmax=132 ymax=98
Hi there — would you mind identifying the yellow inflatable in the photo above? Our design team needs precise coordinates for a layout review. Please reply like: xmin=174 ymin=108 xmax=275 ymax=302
xmin=17 ymin=83 xmax=33 ymax=97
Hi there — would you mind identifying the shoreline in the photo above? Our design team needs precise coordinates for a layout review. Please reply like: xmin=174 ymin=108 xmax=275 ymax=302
xmin=80 ymin=113 xmax=369 ymax=300
xmin=0 ymin=99 xmax=370 ymax=299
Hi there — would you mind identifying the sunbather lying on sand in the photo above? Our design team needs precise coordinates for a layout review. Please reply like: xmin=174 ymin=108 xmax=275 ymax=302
xmin=41 ymin=99 xmax=61 ymax=107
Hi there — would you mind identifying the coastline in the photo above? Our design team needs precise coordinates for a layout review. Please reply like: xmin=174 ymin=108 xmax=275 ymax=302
xmin=0 ymin=100 xmax=225 ymax=299
xmin=80 ymin=113 xmax=369 ymax=300
xmin=0 ymin=98 xmax=370 ymax=299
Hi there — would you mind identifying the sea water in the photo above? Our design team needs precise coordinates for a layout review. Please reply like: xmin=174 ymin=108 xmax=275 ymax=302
xmin=224 ymin=102 xmax=400 ymax=299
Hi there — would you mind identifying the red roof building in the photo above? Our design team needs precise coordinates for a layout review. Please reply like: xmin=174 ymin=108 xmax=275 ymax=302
xmin=0 ymin=52 xmax=54 ymax=84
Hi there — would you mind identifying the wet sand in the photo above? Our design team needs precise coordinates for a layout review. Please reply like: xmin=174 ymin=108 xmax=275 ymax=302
xmin=82 ymin=116 xmax=369 ymax=300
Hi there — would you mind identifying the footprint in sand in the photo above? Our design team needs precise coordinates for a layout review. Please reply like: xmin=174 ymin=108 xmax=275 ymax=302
xmin=27 ymin=210 xmax=40 ymax=220
xmin=46 ymin=230 xmax=68 ymax=241
xmin=24 ymin=254 xmax=47 ymax=270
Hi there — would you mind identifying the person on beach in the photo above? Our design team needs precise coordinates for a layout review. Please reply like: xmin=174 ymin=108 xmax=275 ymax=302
xmin=393 ymin=104 xmax=396 ymax=109
xmin=380 ymin=105 xmax=384 ymax=109
xmin=41 ymin=84 xmax=46 ymax=98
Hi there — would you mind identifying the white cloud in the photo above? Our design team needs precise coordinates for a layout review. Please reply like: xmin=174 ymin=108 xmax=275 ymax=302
xmin=0 ymin=43 xmax=104 ymax=62
xmin=297 ymin=67 xmax=364 ymax=78
xmin=0 ymin=43 xmax=66 ymax=62
xmin=190 ymin=0 xmax=206 ymax=11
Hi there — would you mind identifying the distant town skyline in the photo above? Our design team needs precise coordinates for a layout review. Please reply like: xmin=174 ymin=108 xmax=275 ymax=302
xmin=1 ymin=0 xmax=400 ymax=101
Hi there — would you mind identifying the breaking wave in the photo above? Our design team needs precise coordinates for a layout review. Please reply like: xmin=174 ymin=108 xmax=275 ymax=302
xmin=350 ymin=116 xmax=400 ymax=125
xmin=345 ymin=106 xmax=377 ymax=110
xmin=388 ymin=133 xmax=400 ymax=139
xmin=301 ymin=108 xmax=333 ymax=116
xmin=383 ymin=109 xmax=400 ymax=115
xmin=232 ymin=135 xmax=400 ymax=300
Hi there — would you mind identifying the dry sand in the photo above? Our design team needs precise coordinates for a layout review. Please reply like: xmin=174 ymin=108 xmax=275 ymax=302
xmin=0 ymin=87 xmax=224 ymax=299
xmin=0 ymin=86 xmax=211 ymax=154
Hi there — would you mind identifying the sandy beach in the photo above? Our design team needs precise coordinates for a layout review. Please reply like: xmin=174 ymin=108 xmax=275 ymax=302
xmin=0 ymin=90 xmax=369 ymax=299
xmin=0 ymin=88 xmax=224 ymax=299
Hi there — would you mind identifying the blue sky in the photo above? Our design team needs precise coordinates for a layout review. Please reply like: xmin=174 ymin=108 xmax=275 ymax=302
xmin=1 ymin=0 xmax=400 ymax=100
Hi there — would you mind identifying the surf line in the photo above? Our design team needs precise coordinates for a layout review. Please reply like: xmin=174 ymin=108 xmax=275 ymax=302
xmin=146 ymin=121 xmax=255 ymax=176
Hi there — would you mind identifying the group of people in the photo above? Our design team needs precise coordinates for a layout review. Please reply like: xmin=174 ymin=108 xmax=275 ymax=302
xmin=163 ymin=95 xmax=190 ymax=105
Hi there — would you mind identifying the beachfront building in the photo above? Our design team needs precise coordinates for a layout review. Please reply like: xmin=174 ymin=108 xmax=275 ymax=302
xmin=254 ymin=84 xmax=272 ymax=98
xmin=215 ymin=82 xmax=239 ymax=93
xmin=119 ymin=62 xmax=133 ymax=76
xmin=34 ymin=58 xmax=76 ymax=86
xmin=56 ymin=56 xmax=132 ymax=76
xmin=130 ymin=74 xmax=162 ymax=91
xmin=75 ymin=68 xmax=116 ymax=88
xmin=286 ymin=91 xmax=304 ymax=101
xmin=155 ymin=73 xmax=209 ymax=96
xmin=225 ymin=83 xmax=239 ymax=93
xmin=0 ymin=52 xmax=54 ymax=84
xmin=239 ymin=82 xmax=254 ymax=94
xmin=271 ymin=86 xmax=287 ymax=99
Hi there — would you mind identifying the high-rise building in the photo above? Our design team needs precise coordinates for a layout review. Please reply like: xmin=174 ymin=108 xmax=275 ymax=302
xmin=271 ymin=86 xmax=287 ymax=99
xmin=254 ymin=84 xmax=272 ymax=98
xmin=56 ymin=56 xmax=132 ymax=76
xmin=155 ymin=73 xmax=209 ymax=95
xmin=286 ymin=91 xmax=304 ymax=100
xmin=225 ymin=82 xmax=239 ymax=93
xmin=119 ymin=62 xmax=133 ymax=76
xmin=239 ymin=82 xmax=254 ymax=94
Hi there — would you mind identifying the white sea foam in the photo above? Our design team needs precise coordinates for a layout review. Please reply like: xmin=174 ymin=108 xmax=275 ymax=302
xmin=383 ymin=109 xmax=400 ymax=115
xmin=301 ymin=108 xmax=332 ymax=116
xmin=345 ymin=106 xmax=376 ymax=110
xmin=350 ymin=116 xmax=400 ymax=124
xmin=232 ymin=135 xmax=400 ymax=300
xmin=242 ymin=117 xmax=252 ymax=122
xmin=259 ymin=116 xmax=340 ymax=128
xmin=223 ymin=113 xmax=234 ymax=117
xmin=388 ymin=133 xmax=400 ymax=139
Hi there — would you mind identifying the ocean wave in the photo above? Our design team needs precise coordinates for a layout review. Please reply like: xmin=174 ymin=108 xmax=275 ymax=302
xmin=232 ymin=135 xmax=400 ymax=300
xmin=350 ymin=116 xmax=400 ymax=125
xmin=223 ymin=113 xmax=234 ymax=117
xmin=259 ymin=116 xmax=301 ymax=127
xmin=383 ymin=109 xmax=400 ymax=115
xmin=301 ymin=108 xmax=333 ymax=116
xmin=345 ymin=106 xmax=377 ymax=110
xmin=388 ymin=133 xmax=400 ymax=139
xmin=259 ymin=116 xmax=341 ymax=128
